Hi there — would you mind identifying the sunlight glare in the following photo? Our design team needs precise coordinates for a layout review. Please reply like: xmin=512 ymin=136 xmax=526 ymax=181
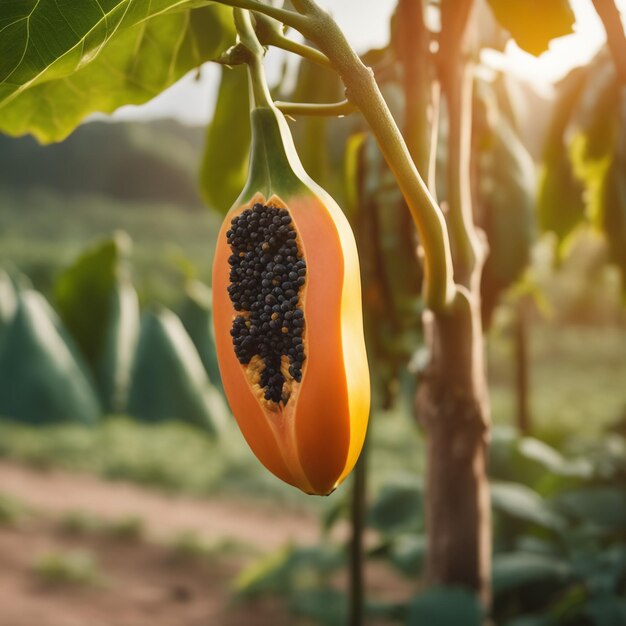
xmin=482 ymin=0 xmax=626 ymax=94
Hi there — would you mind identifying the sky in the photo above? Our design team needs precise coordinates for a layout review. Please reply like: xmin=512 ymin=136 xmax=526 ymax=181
xmin=109 ymin=0 xmax=625 ymax=125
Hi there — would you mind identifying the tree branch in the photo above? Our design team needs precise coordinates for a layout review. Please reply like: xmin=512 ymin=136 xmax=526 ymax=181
xmin=439 ymin=0 xmax=484 ymax=289
xmin=212 ymin=0 xmax=309 ymax=32
xmin=275 ymin=99 xmax=355 ymax=116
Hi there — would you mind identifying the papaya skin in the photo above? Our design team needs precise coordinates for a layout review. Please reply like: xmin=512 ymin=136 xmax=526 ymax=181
xmin=213 ymin=186 xmax=370 ymax=495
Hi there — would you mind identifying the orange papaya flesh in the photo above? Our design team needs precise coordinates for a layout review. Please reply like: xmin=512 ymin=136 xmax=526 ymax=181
xmin=212 ymin=106 xmax=369 ymax=496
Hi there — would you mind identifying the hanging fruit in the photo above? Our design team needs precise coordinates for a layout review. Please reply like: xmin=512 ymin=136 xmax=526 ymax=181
xmin=211 ymin=11 xmax=370 ymax=496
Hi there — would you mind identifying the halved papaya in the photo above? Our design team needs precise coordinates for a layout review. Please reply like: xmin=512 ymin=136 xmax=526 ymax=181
xmin=212 ymin=78 xmax=370 ymax=495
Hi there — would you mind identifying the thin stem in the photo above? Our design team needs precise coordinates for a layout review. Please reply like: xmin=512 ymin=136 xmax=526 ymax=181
xmin=275 ymin=99 xmax=355 ymax=116
xmin=267 ymin=35 xmax=333 ymax=70
xmin=443 ymin=61 xmax=482 ymax=289
xmin=349 ymin=440 xmax=368 ymax=626
xmin=233 ymin=9 xmax=274 ymax=110
xmin=438 ymin=0 xmax=483 ymax=289
xmin=216 ymin=0 xmax=309 ymax=32
xmin=252 ymin=12 xmax=333 ymax=70
xmin=427 ymin=82 xmax=441 ymax=201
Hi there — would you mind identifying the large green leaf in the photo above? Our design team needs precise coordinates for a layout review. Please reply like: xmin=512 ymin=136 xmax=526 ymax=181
xmin=486 ymin=0 xmax=575 ymax=55
xmin=489 ymin=428 xmax=592 ymax=495
xmin=538 ymin=65 xmax=590 ymax=241
xmin=235 ymin=544 xmax=344 ymax=596
xmin=406 ymin=587 xmax=483 ymax=626
xmin=552 ymin=486 xmax=626 ymax=532
xmin=127 ymin=307 xmax=227 ymax=434
xmin=0 ymin=2 xmax=235 ymax=142
xmin=367 ymin=475 xmax=423 ymax=533
xmin=178 ymin=280 xmax=222 ymax=390
xmin=492 ymin=552 xmax=573 ymax=596
xmin=491 ymin=481 xmax=565 ymax=532
xmin=54 ymin=232 xmax=139 ymax=412
xmin=0 ymin=290 xmax=101 ymax=424
xmin=478 ymin=97 xmax=536 ymax=324
xmin=199 ymin=65 xmax=250 ymax=213
xmin=569 ymin=59 xmax=626 ymax=282
xmin=0 ymin=269 xmax=18 ymax=346
xmin=585 ymin=597 xmax=626 ymax=626
xmin=97 ymin=281 xmax=140 ymax=414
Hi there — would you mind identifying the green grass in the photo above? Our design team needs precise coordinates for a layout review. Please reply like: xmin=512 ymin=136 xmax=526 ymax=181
xmin=167 ymin=530 xmax=251 ymax=563
xmin=488 ymin=322 xmax=626 ymax=447
xmin=0 ymin=492 xmax=28 ymax=526
xmin=58 ymin=510 xmax=145 ymax=541
xmin=33 ymin=550 xmax=103 ymax=586
xmin=0 ymin=189 xmax=220 ymax=306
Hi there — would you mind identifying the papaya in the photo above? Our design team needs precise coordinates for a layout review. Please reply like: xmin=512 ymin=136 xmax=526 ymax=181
xmin=211 ymin=30 xmax=370 ymax=496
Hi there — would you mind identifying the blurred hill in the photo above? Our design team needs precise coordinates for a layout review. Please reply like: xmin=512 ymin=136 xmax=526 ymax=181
xmin=0 ymin=120 xmax=205 ymax=208
xmin=0 ymin=120 xmax=219 ymax=305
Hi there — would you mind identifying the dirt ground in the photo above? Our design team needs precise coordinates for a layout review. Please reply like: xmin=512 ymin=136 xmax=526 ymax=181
xmin=0 ymin=461 xmax=317 ymax=626
xmin=0 ymin=462 xmax=413 ymax=626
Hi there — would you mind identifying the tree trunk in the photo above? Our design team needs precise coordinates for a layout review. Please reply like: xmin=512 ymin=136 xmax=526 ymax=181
xmin=417 ymin=290 xmax=492 ymax=605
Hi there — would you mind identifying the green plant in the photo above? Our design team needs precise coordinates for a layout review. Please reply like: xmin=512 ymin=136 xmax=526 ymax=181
xmin=33 ymin=550 xmax=103 ymax=586
xmin=0 ymin=492 xmax=28 ymax=527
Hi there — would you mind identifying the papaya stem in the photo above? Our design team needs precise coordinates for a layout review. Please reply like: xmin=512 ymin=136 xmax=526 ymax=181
xmin=275 ymin=99 xmax=355 ymax=117
xmin=253 ymin=12 xmax=333 ymax=71
xmin=216 ymin=0 xmax=309 ymax=32
xmin=233 ymin=10 xmax=274 ymax=110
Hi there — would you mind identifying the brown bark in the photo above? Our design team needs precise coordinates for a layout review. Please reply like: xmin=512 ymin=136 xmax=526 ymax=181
xmin=592 ymin=0 xmax=626 ymax=85
xmin=417 ymin=290 xmax=491 ymax=605
xmin=417 ymin=0 xmax=492 ymax=605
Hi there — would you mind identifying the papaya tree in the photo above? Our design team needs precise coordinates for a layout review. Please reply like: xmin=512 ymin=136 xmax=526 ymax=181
xmin=2 ymin=0 xmax=625 ymax=619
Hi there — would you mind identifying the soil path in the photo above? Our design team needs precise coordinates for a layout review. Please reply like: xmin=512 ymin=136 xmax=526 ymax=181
xmin=0 ymin=460 xmax=319 ymax=549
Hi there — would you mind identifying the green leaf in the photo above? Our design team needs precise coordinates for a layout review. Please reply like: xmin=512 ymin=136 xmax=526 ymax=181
xmin=0 ymin=3 xmax=235 ymax=142
xmin=486 ymin=0 xmax=575 ymax=55
xmin=0 ymin=269 xmax=18 ymax=345
xmin=491 ymin=482 xmax=565 ymax=531
xmin=538 ymin=65 xmax=591 ymax=241
xmin=585 ymin=597 xmax=626 ymax=626
xmin=489 ymin=428 xmax=592 ymax=495
xmin=406 ymin=587 xmax=483 ymax=626
xmin=389 ymin=534 xmax=427 ymax=576
xmin=54 ymin=232 xmax=139 ymax=413
xmin=0 ymin=290 xmax=101 ymax=425
xmin=478 ymin=103 xmax=535 ymax=323
xmin=97 ymin=281 xmax=140 ymax=414
xmin=552 ymin=486 xmax=626 ymax=532
xmin=368 ymin=476 xmax=422 ymax=533
xmin=289 ymin=587 xmax=346 ymax=626
xmin=502 ymin=615 xmax=557 ymax=626
xmin=235 ymin=544 xmax=344 ymax=597
xmin=492 ymin=552 xmax=573 ymax=596
xmin=127 ymin=308 xmax=227 ymax=434
xmin=200 ymin=65 xmax=250 ymax=214
xmin=178 ymin=280 xmax=222 ymax=391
